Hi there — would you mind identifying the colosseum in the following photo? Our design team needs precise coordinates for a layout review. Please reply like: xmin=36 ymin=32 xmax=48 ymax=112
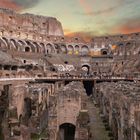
xmin=0 ymin=8 xmax=139 ymax=140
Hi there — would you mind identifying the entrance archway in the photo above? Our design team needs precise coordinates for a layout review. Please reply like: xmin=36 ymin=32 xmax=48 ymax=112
xmin=25 ymin=46 xmax=30 ymax=52
xmin=59 ymin=123 xmax=76 ymax=140
xmin=102 ymin=50 xmax=108 ymax=55
xmin=82 ymin=65 xmax=90 ymax=74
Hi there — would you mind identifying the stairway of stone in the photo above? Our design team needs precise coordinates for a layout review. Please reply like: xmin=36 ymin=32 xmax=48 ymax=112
xmin=86 ymin=97 xmax=110 ymax=140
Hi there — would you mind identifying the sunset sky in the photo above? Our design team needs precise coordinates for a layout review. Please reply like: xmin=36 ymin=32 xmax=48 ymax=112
xmin=0 ymin=0 xmax=140 ymax=37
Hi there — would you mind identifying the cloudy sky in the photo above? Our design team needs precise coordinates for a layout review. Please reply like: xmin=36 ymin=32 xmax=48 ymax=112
xmin=0 ymin=0 xmax=140 ymax=37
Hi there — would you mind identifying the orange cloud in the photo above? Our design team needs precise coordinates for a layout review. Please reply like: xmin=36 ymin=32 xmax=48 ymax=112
xmin=0 ymin=0 xmax=21 ymax=11
xmin=119 ymin=27 xmax=140 ymax=34
xmin=112 ymin=18 xmax=140 ymax=34
xmin=78 ymin=0 xmax=93 ymax=15
xmin=65 ymin=31 xmax=94 ymax=42
xmin=64 ymin=29 xmax=72 ymax=34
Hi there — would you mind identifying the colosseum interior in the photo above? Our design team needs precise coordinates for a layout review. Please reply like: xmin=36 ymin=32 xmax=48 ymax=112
xmin=0 ymin=8 xmax=139 ymax=140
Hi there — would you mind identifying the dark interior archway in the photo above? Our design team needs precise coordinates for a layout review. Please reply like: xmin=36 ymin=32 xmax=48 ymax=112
xmin=25 ymin=47 xmax=30 ymax=52
xmin=102 ymin=50 xmax=108 ymax=55
xmin=83 ymin=81 xmax=93 ymax=96
xmin=59 ymin=123 xmax=75 ymax=140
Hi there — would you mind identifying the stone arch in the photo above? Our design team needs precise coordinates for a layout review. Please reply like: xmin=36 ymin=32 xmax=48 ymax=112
xmin=75 ymin=45 xmax=79 ymax=51
xmin=39 ymin=43 xmax=46 ymax=53
xmin=10 ymin=39 xmax=18 ymax=50
xmin=17 ymin=40 xmax=26 ymax=51
xmin=67 ymin=45 xmax=74 ymax=54
xmin=0 ymin=38 xmax=8 ymax=50
xmin=0 ymin=37 xmax=9 ymax=50
xmin=125 ymin=42 xmax=132 ymax=55
xmin=101 ymin=48 xmax=108 ymax=55
xmin=117 ymin=43 xmax=125 ymax=56
xmin=59 ymin=123 xmax=76 ymax=140
xmin=82 ymin=64 xmax=90 ymax=74
xmin=45 ymin=43 xmax=55 ymax=54
xmin=81 ymin=45 xmax=89 ymax=55
xmin=25 ymin=41 xmax=36 ymax=53
xmin=74 ymin=45 xmax=80 ymax=54
xmin=61 ymin=45 xmax=67 ymax=54
xmin=32 ymin=42 xmax=40 ymax=53
xmin=54 ymin=44 xmax=60 ymax=53
xmin=25 ymin=46 xmax=30 ymax=52
xmin=134 ymin=47 xmax=140 ymax=55
xmin=2 ymin=37 xmax=9 ymax=49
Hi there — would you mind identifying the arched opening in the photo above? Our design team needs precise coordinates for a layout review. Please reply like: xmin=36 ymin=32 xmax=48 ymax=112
xmin=59 ymin=123 xmax=76 ymax=140
xmin=33 ymin=42 xmax=40 ymax=53
xmin=10 ymin=39 xmax=17 ymax=50
xmin=25 ymin=47 xmax=30 ymax=52
xmin=2 ymin=37 xmax=9 ymax=48
xmin=83 ymin=81 xmax=93 ymax=96
xmin=11 ymin=66 xmax=18 ymax=71
xmin=81 ymin=45 xmax=89 ymax=55
xmin=101 ymin=50 xmax=108 ymax=55
xmin=61 ymin=45 xmax=67 ymax=54
xmin=54 ymin=44 xmax=60 ymax=53
xmin=82 ymin=65 xmax=90 ymax=74
xmin=40 ymin=43 xmax=45 ymax=53
xmin=68 ymin=45 xmax=74 ymax=54
xmin=46 ymin=44 xmax=55 ymax=54
xmin=64 ymin=61 xmax=68 ymax=64
xmin=0 ymin=38 xmax=8 ymax=50
xmin=26 ymin=41 xmax=36 ymax=52
xmin=3 ymin=65 xmax=11 ymax=70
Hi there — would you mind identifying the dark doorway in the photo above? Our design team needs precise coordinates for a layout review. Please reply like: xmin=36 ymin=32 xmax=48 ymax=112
xmin=102 ymin=50 xmax=108 ymax=55
xmin=59 ymin=123 xmax=75 ymax=140
xmin=25 ymin=47 xmax=30 ymax=52
xmin=83 ymin=81 xmax=93 ymax=96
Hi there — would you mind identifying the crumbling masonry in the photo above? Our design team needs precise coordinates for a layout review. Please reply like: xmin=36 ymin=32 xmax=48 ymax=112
xmin=0 ymin=8 xmax=139 ymax=140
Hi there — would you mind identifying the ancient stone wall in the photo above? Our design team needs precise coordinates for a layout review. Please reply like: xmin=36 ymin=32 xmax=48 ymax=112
xmin=95 ymin=81 xmax=140 ymax=140
xmin=0 ymin=8 xmax=64 ymax=38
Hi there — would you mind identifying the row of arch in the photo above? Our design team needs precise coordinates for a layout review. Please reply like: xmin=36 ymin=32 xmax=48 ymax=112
xmin=114 ymin=41 xmax=140 ymax=56
xmin=0 ymin=37 xmax=90 ymax=55
xmin=1 ymin=37 xmax=139 ymax=56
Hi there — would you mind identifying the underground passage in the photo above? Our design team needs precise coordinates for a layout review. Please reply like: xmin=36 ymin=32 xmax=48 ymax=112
xmin=59 ymin=123 xmax=76 ymax=140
